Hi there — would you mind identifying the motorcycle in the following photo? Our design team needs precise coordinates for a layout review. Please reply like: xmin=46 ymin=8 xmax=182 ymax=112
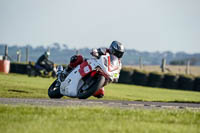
xmin=27 ymin=61 xmax=57 ymax=78
xmin=48 ymin=53 xmax=121 ymax=99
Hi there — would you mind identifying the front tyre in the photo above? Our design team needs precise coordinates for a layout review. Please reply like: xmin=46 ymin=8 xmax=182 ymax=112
xmin=77 ymin=75 xmax=105 ymax=99
xmin=48 ymin=80 xmax=63 ymax=99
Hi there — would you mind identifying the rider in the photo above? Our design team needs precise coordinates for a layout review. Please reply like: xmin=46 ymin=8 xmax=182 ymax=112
xmin=35 ymin=51 xmax=53 ymax=73
xmin=57 ymin=41 xmax=125 ymax=98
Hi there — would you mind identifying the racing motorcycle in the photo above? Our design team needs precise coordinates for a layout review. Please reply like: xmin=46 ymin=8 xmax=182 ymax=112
xmin=27 ymin=61 xmax=57 ymax=78
xmin=48 ymin=53 xmax=121 ymax=99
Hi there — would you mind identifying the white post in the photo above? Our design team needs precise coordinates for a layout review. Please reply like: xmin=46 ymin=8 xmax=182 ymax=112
xmin=161 ymin=58 xmax=166 ymax=72
xmin=139 ymin=56 xmax=143 ymax=69
xmin=17 ymin=50 xmax=21 ymax=63
xmin=186 ymin=60 xmax=190 ymax=74
xmin=26 ymin=47 xmax=29 ymax=63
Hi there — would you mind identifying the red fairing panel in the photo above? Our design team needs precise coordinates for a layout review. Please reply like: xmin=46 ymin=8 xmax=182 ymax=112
xmin=79 ymin=61 xmax=92 ymax=77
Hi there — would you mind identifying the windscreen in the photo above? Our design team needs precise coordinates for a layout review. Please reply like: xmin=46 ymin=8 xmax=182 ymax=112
xmin=110 ymin=55 xmax=120 ymax=67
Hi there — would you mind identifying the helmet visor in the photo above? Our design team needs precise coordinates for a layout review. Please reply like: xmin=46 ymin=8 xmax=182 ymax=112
xmin=113 ymin=51 xmax=124 ymax=58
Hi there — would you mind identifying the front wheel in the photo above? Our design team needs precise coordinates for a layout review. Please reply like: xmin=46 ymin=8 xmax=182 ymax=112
xmin=48 ymin=80 xmax=63 ymax=99
xmin=77 ymin=75 xmax=105 ymax=99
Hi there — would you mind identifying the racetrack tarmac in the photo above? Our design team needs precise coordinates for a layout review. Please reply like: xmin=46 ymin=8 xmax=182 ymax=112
xmin=0 ymin=98 xmax=200 ymax=109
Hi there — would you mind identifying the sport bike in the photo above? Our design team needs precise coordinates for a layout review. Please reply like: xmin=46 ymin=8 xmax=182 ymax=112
xmin=48 ymin=53 xmax=121 ymax=99
xmin=27 ymin=61 xmax=56 ymax=78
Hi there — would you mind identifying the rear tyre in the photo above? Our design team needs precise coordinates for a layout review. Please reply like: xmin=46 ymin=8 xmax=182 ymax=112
xmin=48 ymin=80 xmax=63 ymax=99
xmin=77 ymin=75 xmax=105 ymax=99
xmin=27 ymin=66 xmax=36 ymax=77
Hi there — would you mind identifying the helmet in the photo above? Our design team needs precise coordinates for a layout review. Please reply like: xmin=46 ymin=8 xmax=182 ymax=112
xmin=44 ymin=51 xmax=50 ymax=58
xmin=109 ymin=41 xmax=124 ymax=58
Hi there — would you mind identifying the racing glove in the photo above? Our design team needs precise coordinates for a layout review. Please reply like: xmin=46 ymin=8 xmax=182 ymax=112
xmin=90 ymin=48 xmax=99 ymax=58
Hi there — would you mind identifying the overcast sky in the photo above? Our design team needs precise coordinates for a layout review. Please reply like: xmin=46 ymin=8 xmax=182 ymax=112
xmin=0 ymin=0 xmax=200 ymax=53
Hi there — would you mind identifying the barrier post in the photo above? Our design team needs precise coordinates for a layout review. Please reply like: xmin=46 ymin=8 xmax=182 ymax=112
xmin=161 ymin=58 xmax=166 ymax=72
xmin=26 ymin=47 xmax=29 ymax=63
xmin=186 ymin=60 xmax=190 ymax=75
xmin=17 ymin=50 xmax=21 ymax=63
xmin=3 ymin=45 xmax=8 ymax=60
xmin=139 ymin=56 xmax=143 ymax=69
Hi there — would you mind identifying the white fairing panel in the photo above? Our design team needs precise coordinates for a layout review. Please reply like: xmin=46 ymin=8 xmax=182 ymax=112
xmin=60 ymin=66 xmax=82 ymax=97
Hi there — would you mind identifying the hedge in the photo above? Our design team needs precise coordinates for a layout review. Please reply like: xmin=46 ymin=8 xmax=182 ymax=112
xmin=131 ymin=70 xmax=148 ymax=86
xmin=162 ymin=73 xmax=178 ymax=89
xmin=177 ymin=75 xmax=194 ymax=91
xmin=118 ymin=69 xmax=134 ymax=84
xmin=193 ymin=77 xmax=200 ymax=91
xmin=147 ymin=72 xmax=163 ymax=87
xmin=10 ymin=62 xmax=28 ymax=74
xmin=8 ymin=63 xmax=200 ymax=91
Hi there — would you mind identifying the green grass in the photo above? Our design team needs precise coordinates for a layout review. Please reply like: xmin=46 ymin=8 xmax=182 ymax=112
xmin=0 ymin=104 xmax=200 ymax=133
xmin=0 ymin=73 xmax=200 ymax=102
xmin=104 ymin=84 xmax=200 ymax=102
xmin=0 ymin=73 xmax=200 ymax=133
xmin=0 ymin=73 xmax=54 ymax=98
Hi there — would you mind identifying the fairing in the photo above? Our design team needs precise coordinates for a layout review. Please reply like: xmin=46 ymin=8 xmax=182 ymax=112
xmin=60 ymin=53 xmax=121 ymax=97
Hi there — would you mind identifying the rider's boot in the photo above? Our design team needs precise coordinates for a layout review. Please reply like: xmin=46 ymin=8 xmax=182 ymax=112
xmin=93 ymin=87 xmax=104 ymax=98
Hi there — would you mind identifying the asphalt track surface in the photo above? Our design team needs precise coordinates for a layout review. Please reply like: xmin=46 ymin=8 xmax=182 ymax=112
xmin=0 ymin=98 xmax=200 ymax=109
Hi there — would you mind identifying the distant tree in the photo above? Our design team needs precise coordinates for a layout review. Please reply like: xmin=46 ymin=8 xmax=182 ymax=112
xmin=1 ymin=44 xmax=200 ymax=65
xmin=170 ymin=58 xmax=199 ymax=66
xmin=170 ymin=60 xmax=186 ymax=65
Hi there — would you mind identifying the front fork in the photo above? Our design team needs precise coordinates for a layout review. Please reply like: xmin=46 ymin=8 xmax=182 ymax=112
xmin=56 ymin=66 xmax=64 ymax=83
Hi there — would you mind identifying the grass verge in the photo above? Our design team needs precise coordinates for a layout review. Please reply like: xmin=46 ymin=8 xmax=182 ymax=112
xmin=0 ymin=104 xmax=200 ymax=133
xmin=0 ymin=73 xmax=200 ymax=102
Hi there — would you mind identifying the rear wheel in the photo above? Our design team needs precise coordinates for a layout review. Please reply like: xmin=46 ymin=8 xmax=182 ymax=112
xmin=77 ymin=75 xmax=105 ymax=99
xmin=27 ymin=66 xmax=37 ymax=77
xmin=48 ymin=80 xmax=63 ymax=99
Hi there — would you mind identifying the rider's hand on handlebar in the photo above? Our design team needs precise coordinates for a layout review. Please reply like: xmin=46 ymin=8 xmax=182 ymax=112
xmin=90 ymin=48 xmax=99 ymax=58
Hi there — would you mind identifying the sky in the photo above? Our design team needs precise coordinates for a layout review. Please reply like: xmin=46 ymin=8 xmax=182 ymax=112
xmin=0 ymin=0 xmax=200 ymax=53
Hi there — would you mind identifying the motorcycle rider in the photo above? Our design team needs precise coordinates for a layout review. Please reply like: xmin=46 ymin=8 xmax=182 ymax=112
xmin=35 ymin=51 xmax=53 ymax=74
xmin=57 ymin=41 xmax=125 ymax=98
